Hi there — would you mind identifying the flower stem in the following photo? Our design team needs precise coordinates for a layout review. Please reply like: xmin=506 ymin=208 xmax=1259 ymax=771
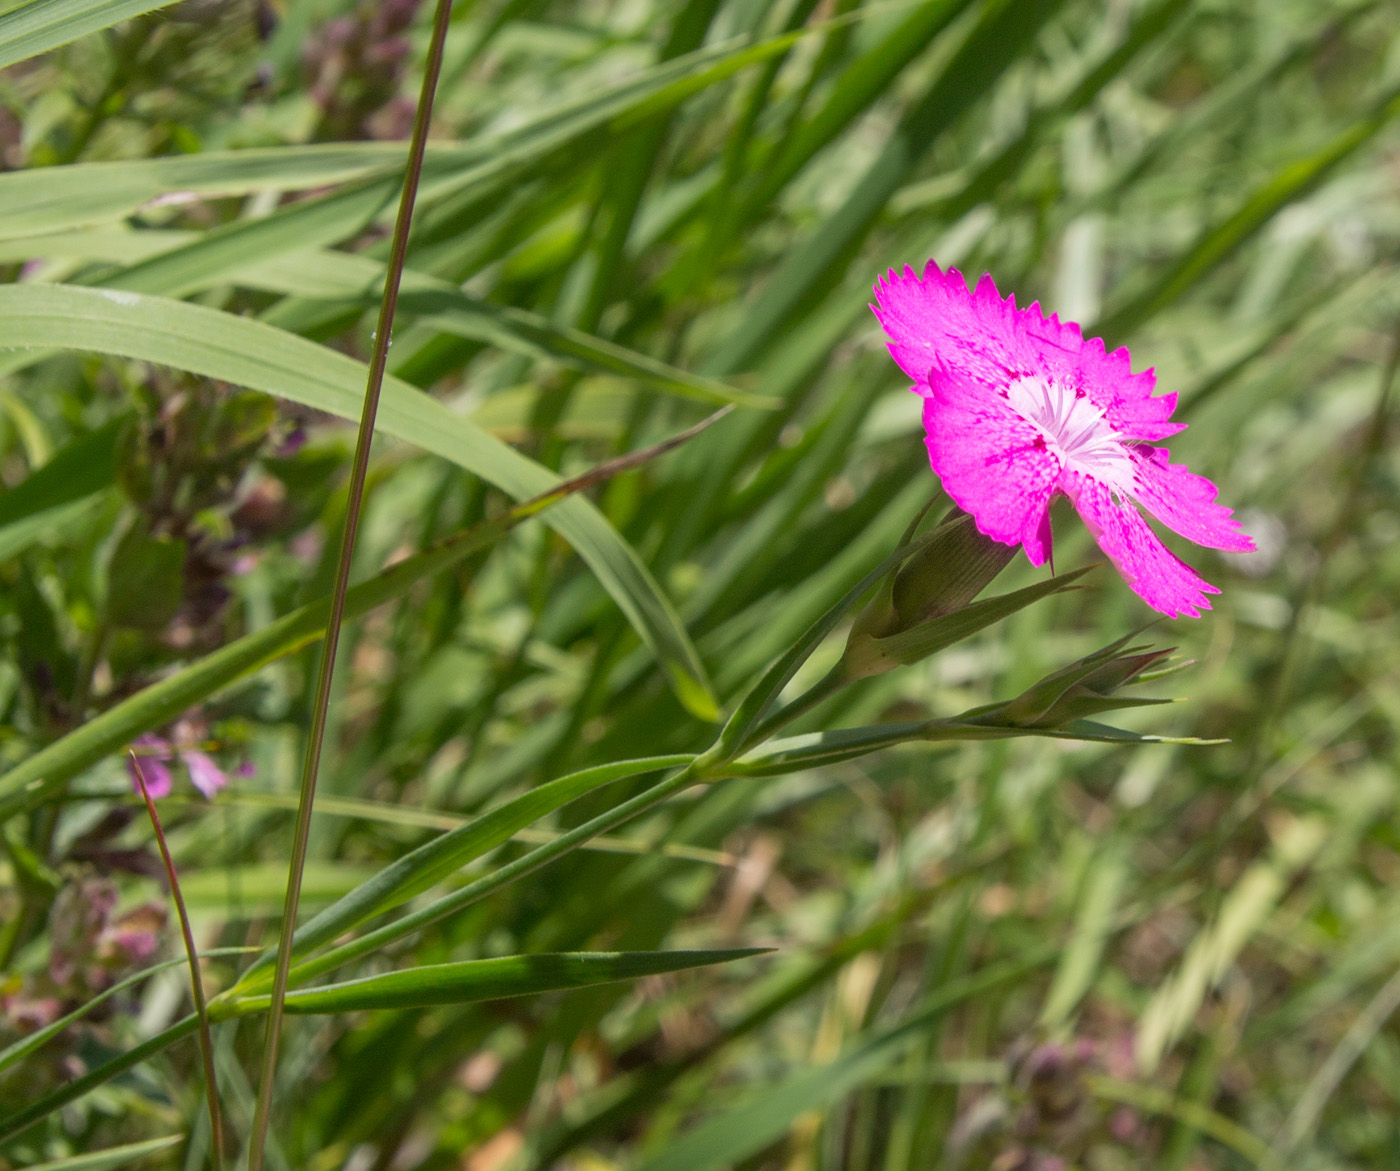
xmin=245 ymin=0 xmax=456 ymax=1164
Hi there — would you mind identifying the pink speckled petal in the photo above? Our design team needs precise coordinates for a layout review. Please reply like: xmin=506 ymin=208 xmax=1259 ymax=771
xmin=1130 ymin=446 xmax=1256 ymax=553
xmin=1066 ymin=472 xmax=1218 ymax=618
xmin=923 ymin=386 xmax=1061 ymax=567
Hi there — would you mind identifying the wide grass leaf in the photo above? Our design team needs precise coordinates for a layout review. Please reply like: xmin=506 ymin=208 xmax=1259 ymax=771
xmin=0 ymin=0 xmax=181 ymax=69
xmin=0 ymin=283 xmax=716 ymax=719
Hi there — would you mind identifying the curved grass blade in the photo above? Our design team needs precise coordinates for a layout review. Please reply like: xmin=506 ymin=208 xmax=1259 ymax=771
xmin=0 ymin=143 xmax=415 ymax=240
xmin=713 ymin=524 xmax=945 ymax=760
xmin=0 ymin=24 xmax=823 ymax=243
xmin=0 ymin=949 xmax=760 ymax=1141
xmin=0 ymin=282 xmax=716 ymax=719
xmin=224 ymin=950 xmax=765 ymax=1016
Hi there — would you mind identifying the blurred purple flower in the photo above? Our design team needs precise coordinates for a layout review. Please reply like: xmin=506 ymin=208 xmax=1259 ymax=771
xmin=183 ymin=751 xmax=228 ymax=799
xmin=127 ymin=726 xmax=250 ymax=801
xmin=126 ymin=734 xmax=173 ymax=799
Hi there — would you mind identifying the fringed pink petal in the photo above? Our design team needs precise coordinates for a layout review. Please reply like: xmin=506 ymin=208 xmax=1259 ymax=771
xmin=872 ymin=262 xmax=1179 ymax=440
xmin=872 ymin=264 xmax=1040 ymax=393
xmin=1066 ymin=471 xmax=1219 ymax=618
xmin=923 ymin=388 xmax=1060 ymax=567
xmin=1130 ymin=446 xmax=1256 ymax=553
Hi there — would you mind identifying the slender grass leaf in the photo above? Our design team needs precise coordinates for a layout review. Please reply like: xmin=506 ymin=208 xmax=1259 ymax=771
xmin=847 ymin=565 xmax=1096 ymax=677
xmin=0 ymin=144 xmax=418 ymax=240
xmin=224 ymin=950 xmax=764 ymax=1016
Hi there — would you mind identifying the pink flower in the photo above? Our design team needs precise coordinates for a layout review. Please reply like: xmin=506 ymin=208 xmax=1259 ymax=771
xmin=871 ymin=262 xmax=1255 ymax=617
xmin=127 ymin=733 xmax=173 ymax=799
xmin=126 ymin=726 xmax=248 ymax=800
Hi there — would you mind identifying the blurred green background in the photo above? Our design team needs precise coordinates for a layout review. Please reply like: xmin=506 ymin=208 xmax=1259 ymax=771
xmin=2 ymin=0 xmax=1400 ymax=1168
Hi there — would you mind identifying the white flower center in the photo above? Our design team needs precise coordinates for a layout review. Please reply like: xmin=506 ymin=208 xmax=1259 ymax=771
xmin=1005 ymin=374 xmax=1135 ymax=489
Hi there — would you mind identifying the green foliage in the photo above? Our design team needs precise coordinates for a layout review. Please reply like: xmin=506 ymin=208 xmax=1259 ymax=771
xmin=1 ymin=0 xmax=1398 ymax=1169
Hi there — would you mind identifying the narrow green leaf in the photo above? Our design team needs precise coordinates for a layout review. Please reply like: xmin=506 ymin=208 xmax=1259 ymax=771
xmin=231 ymin=252 xmax=766 ymax=408
xmin=714 ymin=525 xmax=943 ymax=760
xmin=224 ymin=950 xmax=763 ymax=1016
xmin=0 ymin=29 xmax=809 ymax=242
xmin=846 ymin=563 xmax=1095 ymax=678
xmin=0 ymin=143 xmax=415 ymax=240
xmin=104 ymin=179 xmax=399 ymax=299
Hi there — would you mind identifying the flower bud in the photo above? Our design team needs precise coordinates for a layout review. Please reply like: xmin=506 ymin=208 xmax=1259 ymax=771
xmin=841 ymin=508 xmax=1018 ymax=679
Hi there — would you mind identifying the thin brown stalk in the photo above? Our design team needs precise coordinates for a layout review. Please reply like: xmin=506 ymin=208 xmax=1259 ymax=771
xmin=130 ymin=753 xmax=224 ymax=1171
xmin=246 ymin=0 xmax=457 ymax=1164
